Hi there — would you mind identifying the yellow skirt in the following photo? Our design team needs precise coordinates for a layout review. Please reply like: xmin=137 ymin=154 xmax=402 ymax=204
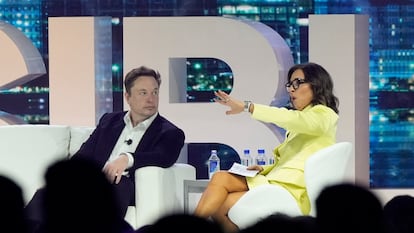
xmin=246 ymin=171 xmax=310 ymax=215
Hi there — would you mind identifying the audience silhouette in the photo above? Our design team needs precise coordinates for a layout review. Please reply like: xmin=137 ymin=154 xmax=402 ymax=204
xmin=42 ymin=158 xmax=134 ymax=233
xmin=138 ymin=213 xmax=224 ymax=233
xmin=238 ymin=212 xmax=318 ymax=233
xmin=0 ymin=175 xmax=28 ymax=233
xmin=293 ymin=215 xmax=319 ymax=233
xmin=18 ymin=154 xmax=414 ymax=233
xmin=315 ymin=182 xmax=387 ymax=233
xmin=383 ymin=194 xmax=414 ymax=233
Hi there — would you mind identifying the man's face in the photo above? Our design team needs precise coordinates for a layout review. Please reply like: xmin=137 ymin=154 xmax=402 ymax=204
xmin=125 ymin=75 xmax=159 ymax=123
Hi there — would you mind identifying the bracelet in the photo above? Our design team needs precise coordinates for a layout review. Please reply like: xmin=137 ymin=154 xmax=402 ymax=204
xmin=244 ymin=101 xmax=252 ymax=112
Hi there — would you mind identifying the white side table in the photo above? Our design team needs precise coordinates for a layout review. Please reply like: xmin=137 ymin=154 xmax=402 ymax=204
xmin=183 ymin=179 xmax=209 ymax=213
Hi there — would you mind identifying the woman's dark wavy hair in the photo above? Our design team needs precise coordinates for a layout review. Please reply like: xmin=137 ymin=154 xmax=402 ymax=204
xmin=287 ymin=62 xmax=339 ymax=113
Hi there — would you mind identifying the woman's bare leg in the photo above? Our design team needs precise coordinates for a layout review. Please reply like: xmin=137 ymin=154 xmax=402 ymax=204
xmin=212 ymin=191 xmax=246 ymax=233
xmin=194 ymin=171 xmax=248 ymax=218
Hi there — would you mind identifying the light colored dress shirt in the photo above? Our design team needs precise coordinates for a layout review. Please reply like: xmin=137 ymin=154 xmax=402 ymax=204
xmin=105 ymin=111 xmax=157 ymax=176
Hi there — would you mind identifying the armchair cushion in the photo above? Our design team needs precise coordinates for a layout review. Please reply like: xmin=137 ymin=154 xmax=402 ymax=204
xmin=305 ymin=141 xmax=353 ymax=216
xmin=68 ymin=126 xmax=94 ymax=157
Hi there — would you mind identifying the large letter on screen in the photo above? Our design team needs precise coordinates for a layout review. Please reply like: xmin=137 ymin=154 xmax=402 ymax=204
xmin=123 ymin=17 xmax=293 ymax=155
xmin=0 ymin=21 xmax=46 ymax=125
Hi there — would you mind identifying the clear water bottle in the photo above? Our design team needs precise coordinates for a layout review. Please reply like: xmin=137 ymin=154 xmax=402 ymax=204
xmin=241 ymin=149 xmax=253 ymax=166
xmin=208 ymin=149 xmax=220 ymax=179
xmin=256 ymin=149 xmax=266 ymax=165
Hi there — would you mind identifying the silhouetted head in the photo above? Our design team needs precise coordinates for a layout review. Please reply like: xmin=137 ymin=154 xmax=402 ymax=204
xmin=383 ymin=195 xmax=414 ymax=233
xmin=43 ymin=158 xmax=124 ymax=233
xmin=316 ymin=183 xmax=386 ymax=233
xmin=0 ymin=175 xmax=27 ymax=233
xmin=240 ymin=213 xmax=317 ymax=233
xmin=146 ymin=213 xmax=223 ymax=233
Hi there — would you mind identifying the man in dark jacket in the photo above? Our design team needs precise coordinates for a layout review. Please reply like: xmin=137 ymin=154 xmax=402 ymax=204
xmin=26 ymin=66 xmax=185 ymax=232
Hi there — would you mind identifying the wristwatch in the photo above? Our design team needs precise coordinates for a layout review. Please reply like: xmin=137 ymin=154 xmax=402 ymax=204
xmin=244 ymin=101 xmax=252 ymax=112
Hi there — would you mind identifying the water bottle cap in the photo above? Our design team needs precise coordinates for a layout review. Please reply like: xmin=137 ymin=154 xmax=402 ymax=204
xmin=211 ymin=149 xmax=217 ymax=154
xmin=243 ymin=149 xmax=250 ymax=154
xmin=258 ymin=149 xmax=265 ymax=153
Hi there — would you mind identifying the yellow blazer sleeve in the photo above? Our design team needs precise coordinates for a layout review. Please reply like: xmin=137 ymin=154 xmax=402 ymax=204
xmin=250 ymin=104 xmax=338 ymax=184
xmin=251 ymin=104 xmax=338 ymax=136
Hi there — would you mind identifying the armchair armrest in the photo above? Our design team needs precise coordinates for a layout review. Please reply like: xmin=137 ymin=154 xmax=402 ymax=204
xmin=134 ymin=163 xmax=196 ymax=229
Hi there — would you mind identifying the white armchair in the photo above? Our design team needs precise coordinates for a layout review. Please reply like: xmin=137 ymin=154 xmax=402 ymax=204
xmin=0 ymin=125 xmax=196 ymax=231
xmin=227 ymin=142 xmax=353 ymax=229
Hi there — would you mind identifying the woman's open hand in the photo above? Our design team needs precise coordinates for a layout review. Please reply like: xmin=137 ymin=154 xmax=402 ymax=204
xmin=214 ymin=90 xmax=244 ymax=115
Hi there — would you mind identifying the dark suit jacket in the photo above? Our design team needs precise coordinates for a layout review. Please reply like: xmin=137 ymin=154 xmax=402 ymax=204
xmin=72 ymin=111 xmax=185 ymax=179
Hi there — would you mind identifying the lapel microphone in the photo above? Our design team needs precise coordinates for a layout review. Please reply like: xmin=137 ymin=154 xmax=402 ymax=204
xmin=124 ymin=139 xmax=133 ymax=145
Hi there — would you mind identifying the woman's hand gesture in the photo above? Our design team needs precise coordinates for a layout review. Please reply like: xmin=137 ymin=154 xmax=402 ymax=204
xmin=214 ymin=90 xmax=244 ymax=115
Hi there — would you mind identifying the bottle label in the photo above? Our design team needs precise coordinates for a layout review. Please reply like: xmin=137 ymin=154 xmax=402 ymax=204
xmin=209 ymin=160 xmax=218 ymax=172
xmin=209 ymin=160 xmax=219 ymax=178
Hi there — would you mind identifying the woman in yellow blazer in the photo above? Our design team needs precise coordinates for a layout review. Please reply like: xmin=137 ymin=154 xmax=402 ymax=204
xmin=194 ymin=62 xmax=339 ymax=233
